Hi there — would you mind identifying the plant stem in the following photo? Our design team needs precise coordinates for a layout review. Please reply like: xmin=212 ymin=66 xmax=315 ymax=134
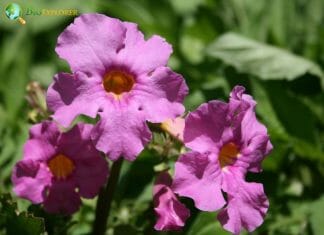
xmin=92 ymin=159 xmax=123 ymax=235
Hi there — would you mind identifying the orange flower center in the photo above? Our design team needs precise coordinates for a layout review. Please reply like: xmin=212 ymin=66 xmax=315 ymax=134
xmin=48 ymin=154 xmax=75 ymax=180
xmin=103 ymin=70 xmax=135 ymax=96
xmin=219 ymin=142 xmax=239 ymax=168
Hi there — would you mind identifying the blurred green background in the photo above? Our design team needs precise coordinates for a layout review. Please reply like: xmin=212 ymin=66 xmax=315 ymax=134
xmin=0 ymin=0 xmax=323 ymax=234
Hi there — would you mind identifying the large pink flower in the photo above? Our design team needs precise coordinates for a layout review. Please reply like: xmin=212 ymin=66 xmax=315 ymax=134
xmin=12 ymin=121 xmax=108 ymax=215
xmin=47 ymin=14 xmax=188 ymax=161
xmin=172 ymin=86 xmax=272 ymax=234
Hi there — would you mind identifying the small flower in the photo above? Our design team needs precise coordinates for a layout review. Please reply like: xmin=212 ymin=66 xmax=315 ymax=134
xmin=12 ymin=121 xmax=108 ymax=215
xmin=161 ymin=117 xmax=185 ymax=142
xmin=172 ymin=86 xmax=272 ymax=234
xmin=153 ymin=171 xmax=190 ymax=231
xmin=47 ymin=14 xmax=188 ymax=161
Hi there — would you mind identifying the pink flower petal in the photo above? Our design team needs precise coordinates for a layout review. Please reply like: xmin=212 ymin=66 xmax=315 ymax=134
xmin=56 ymin=13 xmax=126 ymax=76
xmin=23 ymin=139 xmax=56 ymax=162
xmin=44 ymin=181 xmax=81 ymax=215
xmin=172 ymin=152 xmax=225 ymax=211
xmin=230 ymin=93 xmax=273 ymax=172
xmin=154 ymin=171 xmax=190 ymax=231
xmin=47 ymin=72 xmax=105 ymax=128
xmin=91 ymin=104 xmax=152 ymax=161
xmin=184 ymin=101 xmax=228 ymax=153
xmin=117 ymin=22 xmax=172 ymax=75
xmin=12 ymin=160 xmax=52 ymax=204
xmin=74 ymin=156 xmax=108 ymax=198
xmin=134 ymin=67 xmax=188 ymax=123
xmin=28 ymin=121 xmax=60 ymax=145
xmin=59 ymin=124 xmax=109 ymax=198
xmin=218 ymin=170 xmax=269 ymax=235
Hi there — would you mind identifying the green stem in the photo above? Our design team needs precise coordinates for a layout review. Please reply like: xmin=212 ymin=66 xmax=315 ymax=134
xmin=92 ymin=159 xmax=123 ymax=235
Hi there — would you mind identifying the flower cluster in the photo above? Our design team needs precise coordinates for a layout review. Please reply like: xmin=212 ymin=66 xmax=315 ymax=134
xmin=11 ymin=13 xmax=272 ymax=234
xmin=12 ymin=122 xmax=108 ymax=214
xmin=155 ymin=86 xmax=272 ymax=234
xmin=12 ymin=13 xmax=187 ymax=214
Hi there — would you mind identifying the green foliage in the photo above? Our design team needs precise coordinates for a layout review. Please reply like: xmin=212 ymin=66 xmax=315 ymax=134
xmin=309 ymin=196 xmax=324 ymax=235
xmin=187 ymin=212 xmax=232 ymax=235
xmin=0 ymin=194 xmax=45 ymax=235
xmin=207 ymin=33 xmax=324 ymax=87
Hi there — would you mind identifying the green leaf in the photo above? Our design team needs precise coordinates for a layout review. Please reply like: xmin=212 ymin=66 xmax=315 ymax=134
xmin=114 ymin=224 xmax=140 ymax=235
xmin=206 ymin=33 xmax=324 ymax=88
xmin=180 ymin=16 xmax=216 ymax=64
xmin=184 ymin=89 xmax=206 ymax=111
xmin=0 ymin=194 xmax=45 ymax=235
xmin=266 ymin=83 xmax=317 ymax=143
xmin=30 ymin=63 xmax=56 ymax=86
xmin=168 ymin=0 xmax=205 ymax=15
xmin=188 ymin=212 xmax=233 ymax=235
xmin=309 ymin=196 xmax=324 ymax=235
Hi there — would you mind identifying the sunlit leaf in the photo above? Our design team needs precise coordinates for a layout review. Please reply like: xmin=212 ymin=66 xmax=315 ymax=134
xmin=207 ymin=33 xmax=324 ymax=88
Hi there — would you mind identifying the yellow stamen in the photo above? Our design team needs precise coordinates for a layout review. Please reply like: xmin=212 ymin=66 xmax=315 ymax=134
xmin=48 ymin=154 xmax=75 ymax=180
xmin=103 ymin=70 xmax=134 ymax=98
xmin=219 ymin=142 xmax=239 ymax=168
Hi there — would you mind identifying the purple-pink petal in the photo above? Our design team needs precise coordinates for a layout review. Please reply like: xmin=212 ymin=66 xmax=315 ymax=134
xmin=91 ymin=105 xmax=152 ymax=161
xmin=29 ymin=121 xmax=60 ymax=144
xmin=73 ymin=156 xmax=108 ymax=198
xmin=133 ymin=67 xmax=188 ymax=123
xmin=154 ymin=171 xmax=190 ymax=231
xmin=172 ymin=151 xmax=225 ymax=211
xmin=44 ymin=181 xmax=81 ymax=215
xmin=117 ymin=22 xmax=172 ymax=75
xmin=218 ymin=171 xmax=269 ymax=235
xmin=56 ymin=13 xmax=125 ymax=76
xmin=47 ymin=72 xmax=105 ymax=128
xmin=232 ymin=101 xmax=273 ymax=172
xmin=23 ymin=139 xmax=56 ymax=162
xmin=57 ymin=123 xmax=109 ymax=198
xmin=184 ymin=101 xmax=228 ymax=153
xmin=12 ymin=160 xmax=52 ymax=204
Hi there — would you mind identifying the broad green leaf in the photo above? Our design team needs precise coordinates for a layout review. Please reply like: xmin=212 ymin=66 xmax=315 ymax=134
xmin=266 ymin=83 xmax=317 ymax=143
xmin=0 ymin=194 xmax=45 ymax=235
xmin=251 ymin=80 xmax=286 ymax=136
xmin=206 ymin=33 xmax=324 ymax=88
xmin=309 ymin=196 xmax=324 ymax=235
xmin=188 ymin=212 xmax=232 ymax=235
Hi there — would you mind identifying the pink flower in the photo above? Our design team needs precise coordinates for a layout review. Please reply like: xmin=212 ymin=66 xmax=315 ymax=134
xmin=47 ymin=14 xmax=188 ymax=161
xmin=172 ymin=86 xmax=272 ymax=234
xmin=153 ymin=171 xmax=190 ymax=231
xmin=12 ymin=121 xmax=108 ymax=215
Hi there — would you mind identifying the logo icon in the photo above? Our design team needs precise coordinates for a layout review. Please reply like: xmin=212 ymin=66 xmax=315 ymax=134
xmin=5 ymin=3 xmax=26 ymax=25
